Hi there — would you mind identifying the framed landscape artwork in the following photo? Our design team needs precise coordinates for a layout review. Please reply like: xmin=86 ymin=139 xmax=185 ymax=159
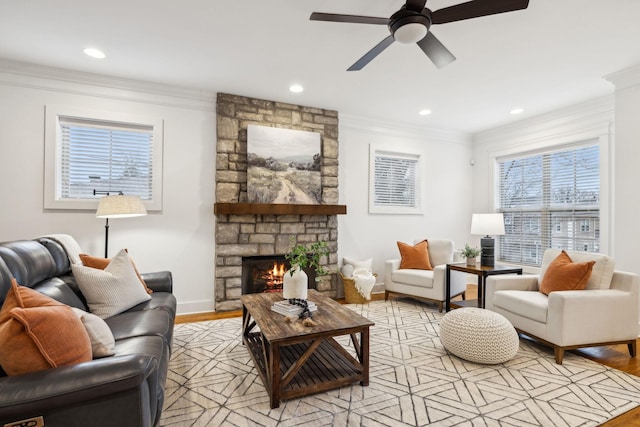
xmin=247 ymin=125 xmax=322 ymax=204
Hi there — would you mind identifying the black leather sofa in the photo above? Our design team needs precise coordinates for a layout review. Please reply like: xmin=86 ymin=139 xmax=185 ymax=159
xmin=0 ymin=238 xmax=176 ymax=427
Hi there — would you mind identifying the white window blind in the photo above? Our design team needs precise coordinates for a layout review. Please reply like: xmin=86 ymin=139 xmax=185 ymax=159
xmin=59 ymin=117 xmax=153 ymax=200
xmin=369 ymin=149 xmax=421 ymax=214
xmin=497 ymin=142 xmax=599 ymax=266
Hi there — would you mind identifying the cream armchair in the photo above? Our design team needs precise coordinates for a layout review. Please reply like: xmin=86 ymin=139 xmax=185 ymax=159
xmin=384 ymin=239 xmax=467 ymax=312
xmin=485 ymin=249 xmax=640 ymax=364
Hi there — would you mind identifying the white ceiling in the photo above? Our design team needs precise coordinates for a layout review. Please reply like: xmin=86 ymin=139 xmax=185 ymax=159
xmin=1 ymin=0 xmax=639 ymax=133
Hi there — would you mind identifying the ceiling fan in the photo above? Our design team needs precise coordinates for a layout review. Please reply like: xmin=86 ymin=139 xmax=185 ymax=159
xmin=310 ymin=0 xmax=529 ymax=71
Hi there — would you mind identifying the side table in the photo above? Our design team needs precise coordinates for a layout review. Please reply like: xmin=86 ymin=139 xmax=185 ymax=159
xmin=445 ymin=263 xmax=523 ymax=311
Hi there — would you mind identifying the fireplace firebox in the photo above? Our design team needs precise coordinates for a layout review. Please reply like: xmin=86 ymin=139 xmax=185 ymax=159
xmin=241 ymin=255 xmax=317 ymax=295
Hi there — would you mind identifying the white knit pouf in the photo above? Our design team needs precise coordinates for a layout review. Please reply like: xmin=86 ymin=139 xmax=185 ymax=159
xmin=439 ymin=307 xmax=519 ymax=364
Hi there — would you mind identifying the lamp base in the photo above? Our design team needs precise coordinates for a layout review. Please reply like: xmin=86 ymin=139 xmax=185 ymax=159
xmin=480 ymin=236 xmax=495 ymax=267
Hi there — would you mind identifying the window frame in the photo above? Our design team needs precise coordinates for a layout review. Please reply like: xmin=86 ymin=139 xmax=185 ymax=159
xmin=368 ymin=144 xmax=423 ymax=215
xmin=494 ymin=138 xmax=604 ymax=267
xmin=44 ymin=105 xmax=164 ymax=211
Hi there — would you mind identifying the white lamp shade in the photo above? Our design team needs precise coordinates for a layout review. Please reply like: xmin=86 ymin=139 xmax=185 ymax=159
xmin=96 ymin=195 xmax=147 ymax=218
xmin=470 ymin=213 xmax=505 ymax=236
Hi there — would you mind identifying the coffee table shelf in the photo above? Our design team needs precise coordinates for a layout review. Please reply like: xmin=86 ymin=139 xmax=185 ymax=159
xmin=245 ymin=332 xmax=362 ymax=401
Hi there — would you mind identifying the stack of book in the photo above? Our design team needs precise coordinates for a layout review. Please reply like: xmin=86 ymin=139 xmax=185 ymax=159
xmin=271 ymin=300 xmax=318 ymax=317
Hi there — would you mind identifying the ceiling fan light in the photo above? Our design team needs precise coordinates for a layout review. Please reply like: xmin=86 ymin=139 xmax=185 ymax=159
xmin=289 ymin=84 xmax=304 ymax=93
xmin=393 ymin=22 xmax=427 ymax=44
xmin=83 ymin=47 xmax=105 ymax=59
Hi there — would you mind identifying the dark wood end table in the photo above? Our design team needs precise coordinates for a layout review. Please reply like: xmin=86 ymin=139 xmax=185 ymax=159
xmin=445 ymin=263 xmax=523 ymax=311
xmin=241 ymin=290 xmax=374 ymax=408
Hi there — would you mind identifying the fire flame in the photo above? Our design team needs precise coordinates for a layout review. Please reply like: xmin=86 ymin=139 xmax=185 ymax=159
xmin=271 ymin=262 xmax=285 ymax=278
xmin=262 ymin=262 xmax=286 ymax=291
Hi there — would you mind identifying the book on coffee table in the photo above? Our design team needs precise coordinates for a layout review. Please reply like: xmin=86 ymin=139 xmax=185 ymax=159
xmin=271 ymin=300 xmax=317 ymax=317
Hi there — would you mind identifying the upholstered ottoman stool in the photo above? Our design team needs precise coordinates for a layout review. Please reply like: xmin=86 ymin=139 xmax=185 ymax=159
xmin=439 ymin=307 xmax=519 ymax=364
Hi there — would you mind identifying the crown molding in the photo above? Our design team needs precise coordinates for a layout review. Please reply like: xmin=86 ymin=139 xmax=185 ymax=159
xmin=605 ymin=64 xmax=640 ymax=91
xmin=340 ymin=113 xmax=471 ymax=145
xmin=0 ymin=58 xmax=216 ymax=111
xmin=472 ymin=95 xmax=614 ymax=148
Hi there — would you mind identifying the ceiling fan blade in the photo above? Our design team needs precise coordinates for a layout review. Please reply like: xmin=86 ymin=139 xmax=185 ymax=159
xmin=431 ymin=0 xmax=529 ymax=24
xmin=405 ymin=0 xmax=427 ymax=13
xmin=310 ymin=12 xmax=389 ymax=25
xmin=416 ymin=32 xmax=456 ymax=69
xmin=347 ymin=35 xmax=395 ymax=71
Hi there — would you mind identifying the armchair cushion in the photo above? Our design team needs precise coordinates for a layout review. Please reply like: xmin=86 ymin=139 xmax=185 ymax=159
xmin=397 ymin=240 xmax=432 ymax=270
xmin=540 ymin=250 xmax=595 ymax=295
xmin=391 ymin=269 xmax=435 ymax=288
xmin=425 ymin=239 xmax=455 ymax=267
xmin=493 ymin=290 xmax=548 ymax=323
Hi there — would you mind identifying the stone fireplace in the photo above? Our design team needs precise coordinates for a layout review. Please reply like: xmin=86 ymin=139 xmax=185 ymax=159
xmin=214 ymin=93 xmax=342 ymax=311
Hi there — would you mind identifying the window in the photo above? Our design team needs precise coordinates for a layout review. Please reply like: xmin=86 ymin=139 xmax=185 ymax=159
xmin=369 ymin=146 xmax=422 ymax=214
xmin=45 ymin=106 xmax=163 ymax=210
xmin=497 ymin=141 xmax=599 ymax=266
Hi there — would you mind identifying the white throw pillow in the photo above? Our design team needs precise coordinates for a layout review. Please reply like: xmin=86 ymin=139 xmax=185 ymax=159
xmin=71 ymin=307 xmax=115 ymax=358
xmin=343 ymin=257 xmax=373 ymax=272
xmin=72 ymin=249 xmax=151 ymax=319
xmin=340 ymin=264 xmax=354 ymax=278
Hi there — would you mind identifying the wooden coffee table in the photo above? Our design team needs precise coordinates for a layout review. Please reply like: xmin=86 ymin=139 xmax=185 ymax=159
xmin=241 ymin=290 xmax=374 ymax=408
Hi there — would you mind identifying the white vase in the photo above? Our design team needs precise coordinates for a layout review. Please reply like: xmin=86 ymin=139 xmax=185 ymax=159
xmin=282 ymin=266 xmax=308 ymax=300
xmin=466 ymin=256 xmax=476 ymax=266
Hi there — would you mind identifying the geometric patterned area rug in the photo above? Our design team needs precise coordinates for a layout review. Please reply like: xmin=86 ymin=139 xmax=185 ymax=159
xmin=160 ymin=298 xmax=640 ymax=426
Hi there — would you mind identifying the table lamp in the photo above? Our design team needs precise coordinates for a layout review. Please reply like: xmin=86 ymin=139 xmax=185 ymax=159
xmin=470 ymin=213 xmax=505 ymax=267
xmin=96 ymin=192 xmax=147 ymax=257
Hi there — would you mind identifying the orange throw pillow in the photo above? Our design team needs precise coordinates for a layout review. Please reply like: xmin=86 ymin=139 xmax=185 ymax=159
xmin=397 ymin=240 xmax=433 ymax=270
xmin=80 ymin=251 xmax=153 ymax=294
xmin=0 ymin=280 xmax=92 ymax=376
xmin=540 ymin=250 xmax=596 ymax=295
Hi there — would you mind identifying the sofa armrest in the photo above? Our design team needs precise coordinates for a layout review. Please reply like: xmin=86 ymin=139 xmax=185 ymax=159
xmin=486 ymin=274 xmax=539 ymax=292
xmin=383 ymin=259 xmax=400 ymax=288
xmin=141 ymin=271 xmax=173 ymax=293
xmin=547 ymin=288 xmax=639 ymax=345
xmin=0 ymin=354 xmax=157 ymax=421
xmin=385 ymin=259 xmax=401 ymax=271
xmin=434 ymin=264 xmax=467 ymax=299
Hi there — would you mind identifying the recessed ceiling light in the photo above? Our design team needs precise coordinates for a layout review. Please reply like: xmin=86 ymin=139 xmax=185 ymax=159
xmin=84 ymin=48 xmax=106 ymax=59
xmin=289 ymin=84 xmax=304 ymax=93
xmin=510 ymin=108 xmax=524 ymax=115
xmin=419 ymin=109 xmax=432 ymax=116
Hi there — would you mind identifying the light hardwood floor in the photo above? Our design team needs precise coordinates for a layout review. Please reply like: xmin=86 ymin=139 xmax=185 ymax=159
xmin=176 ymin=285 xmax=640 ymax=426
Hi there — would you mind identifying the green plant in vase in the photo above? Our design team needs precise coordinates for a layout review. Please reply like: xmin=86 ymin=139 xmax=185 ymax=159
xmin=283 ymin=237 xmax=330 ymax=299
xmin=285 ymin=237 xmax=329 ymax=276
xmin=460 ymin=243 xmax=481 ymax=265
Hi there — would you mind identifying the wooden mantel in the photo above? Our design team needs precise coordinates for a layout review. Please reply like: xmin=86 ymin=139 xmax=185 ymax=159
xmin=214 ymin=203 xmax=347 ymax=216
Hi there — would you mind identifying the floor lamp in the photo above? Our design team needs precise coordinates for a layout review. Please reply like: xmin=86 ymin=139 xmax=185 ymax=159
xmin=470 ymin=213 xmax=505 ymax=267
xmin=95 ymin=192 xmax=147 ymax=258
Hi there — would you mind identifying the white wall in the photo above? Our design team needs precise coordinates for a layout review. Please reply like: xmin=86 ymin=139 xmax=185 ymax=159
xmin=337 ymin=115 xmax=473 ymax=281
xmin=606 ymin=65 xmax=640 ymax=274
xmin=0 ymin=62 xmax=217 ymax=314
xmin=471 ymin=96 xmax=616 ymax=273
